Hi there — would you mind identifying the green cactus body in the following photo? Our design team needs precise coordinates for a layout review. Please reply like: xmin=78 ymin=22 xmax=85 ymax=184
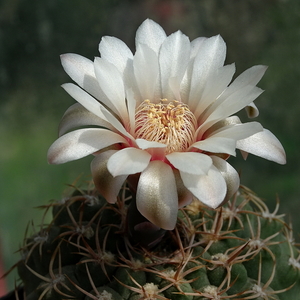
xmin=16 ymin=184 xmax=300 ymax=299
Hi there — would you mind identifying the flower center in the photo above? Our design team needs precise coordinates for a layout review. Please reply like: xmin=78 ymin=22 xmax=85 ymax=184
xmin=135 ymin=99 xmax=197 ymax=154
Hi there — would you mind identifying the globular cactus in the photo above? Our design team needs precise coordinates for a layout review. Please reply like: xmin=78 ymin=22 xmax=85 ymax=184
xmin=16 ymin=183 xmax=300 ymax=300
xmin=2 ymin=17 xmax=290 ymax=300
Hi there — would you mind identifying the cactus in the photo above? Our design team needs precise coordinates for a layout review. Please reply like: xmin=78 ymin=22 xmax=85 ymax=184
xmin=8 ymin=18 xmax=291 ymax=300
xmin=15 ymin=182 xmax=300 ymax=300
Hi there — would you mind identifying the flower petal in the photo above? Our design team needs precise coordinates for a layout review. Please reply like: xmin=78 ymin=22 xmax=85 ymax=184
xmin=58 ymin=103 xmax=113 ymax=137
xmin=236 ymin=128 xmax=286 ymax=164
xmin=62 ymin=83 xmax=107 ymax=120
xmin=100 ymin=106 xmax=135 ymax=141
xmin=107 ymin=148 xmax=151 ymax=177
xmin=222 ymin=65 xmax=268 ymax=98
xmin=135 ymin=19 xmax=167 ymax=53
xmin=199 ymin=65 xmax=267 ymax=132
xmin=91 ymin=151 xmax=127 ymax=204
xmin=180 ymin=38 xmax=209 ymax=104
xmin=180 ymin=165 xmax=227 ymax=209
xmin=188 ymin=35 xmax=226 ymax=112
xmin=192 ymin=137 xmax=237 ymax=156
xmin=135 ymin=139 xmax=166 ymax=150
xmin=60 ymin=53 xmax=103 ymax=100
xmin=136 ymin=160 xmax=178 ymax=230
xmin=134 ymin=43 xmax=159 ymax=102
xmin=203 ymin=116 xmax=242 ymax=136
xmin=135 ymin=139 xmax=166 ymax=160
xmin=159 ymin=30 xmax=190 ymax=99
xmin=99 ymin=36 xmax=135 ymax=93
xmin=211 ymin=156 xmax=240 ymax=204
xmin=194 ymin=64 xmax=236 ymax=118
xmin=246 ymin=102 xmax=259 ymax=118
xmin=99 ymin=36 xmax=133 ymax=74
xmin=200 ymin=85 xmax=264 ymax=134
xmin=94 ymin=57 xmax=128 ymax=122
xmin=63 ymin=83 xmax=133 ymax=144
xmin=126 ymin=88 xmax=137 ymax=135
xmin=194 ymin=122 xmax=263 ymax=156
xmin=190 ymin=37 xmax=207 ymax=59
xmin=166 ymin=152 xmax=212 ymax=175
xmin=173 ymin=169 xmax=193 ymax=208
xmin=207 ymin=122 xmax=263 ymax=140
xmin=47 ymin=128 xmax=127 ymax=164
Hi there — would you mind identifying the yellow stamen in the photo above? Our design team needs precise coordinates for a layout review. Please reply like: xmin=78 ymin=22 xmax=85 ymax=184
xmin=135 ymin=99 xmax=197 ymax=154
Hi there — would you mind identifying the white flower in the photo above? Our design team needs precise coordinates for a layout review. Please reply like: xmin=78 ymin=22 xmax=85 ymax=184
xmin=48 ymin=19 xmax=286 ymax=230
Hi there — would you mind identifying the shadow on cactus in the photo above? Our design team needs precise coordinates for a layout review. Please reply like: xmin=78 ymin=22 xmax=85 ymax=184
xmin=3 ymin=18 xmax=296 ymax=300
